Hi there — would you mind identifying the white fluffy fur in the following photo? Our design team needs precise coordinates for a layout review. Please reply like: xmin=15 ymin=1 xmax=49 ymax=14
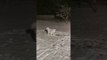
xmin=45 ymin=27 xmax=56 ymax=36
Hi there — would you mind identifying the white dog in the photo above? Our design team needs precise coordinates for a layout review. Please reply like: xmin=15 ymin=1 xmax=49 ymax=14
xmin=45 ymin=27 xmax=56 ymax=36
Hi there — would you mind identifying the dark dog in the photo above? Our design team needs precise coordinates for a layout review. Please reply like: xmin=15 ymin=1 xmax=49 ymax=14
xmin=26 ymin=29 xmax=36 ymax=41
xmin=26 ymin=21 xmax=36 ymax=42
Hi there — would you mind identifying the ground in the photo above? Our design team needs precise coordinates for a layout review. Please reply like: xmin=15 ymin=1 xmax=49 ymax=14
xmin=0 ymin=1 xmax=71 ymax=60
xmin=36 ymin=18 xmax=70 ymax=60
xmin=0 ymin=2 xmax=36 ymax=60
xmin=72 ymin=2 xmax=107 ymax=60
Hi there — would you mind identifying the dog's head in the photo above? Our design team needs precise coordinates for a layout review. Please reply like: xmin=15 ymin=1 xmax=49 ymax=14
xmin=45 ymin=27 xmax=50 ymax=33
xmin=46 ymin=27 xmax=50 ymax=30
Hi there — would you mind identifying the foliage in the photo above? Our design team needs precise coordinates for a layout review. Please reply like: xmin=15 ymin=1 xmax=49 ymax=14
xmin=55 ymin=5 xmax=71 ymax=23
xmin=54 ymin=0 xmax=71 ymax=23
xmin=37 ymin=0 xmax=71 ymax=16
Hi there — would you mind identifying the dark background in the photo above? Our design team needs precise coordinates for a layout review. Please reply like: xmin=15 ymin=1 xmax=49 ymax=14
xmin=0 ymin=0 xmax=36 ymax=60
xmin=72 ymin=0 xmax=107 ymax=38
xmin=72 ymin=0 xmax=107 ymax=60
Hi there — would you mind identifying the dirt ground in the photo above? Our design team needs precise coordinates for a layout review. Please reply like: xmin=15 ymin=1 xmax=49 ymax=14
xmin=72 ymin=2 xmax=107 ymax=60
